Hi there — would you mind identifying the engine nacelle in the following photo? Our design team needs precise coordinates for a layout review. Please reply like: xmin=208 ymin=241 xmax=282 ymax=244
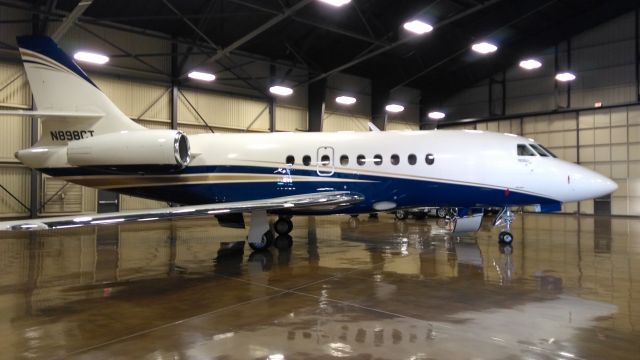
xmin=67 ymin=130 xmax=190 ymax=171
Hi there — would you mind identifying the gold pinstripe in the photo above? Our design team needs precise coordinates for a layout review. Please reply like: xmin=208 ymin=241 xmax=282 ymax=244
xmin=60 ymin=173 xmax=374 ymax=189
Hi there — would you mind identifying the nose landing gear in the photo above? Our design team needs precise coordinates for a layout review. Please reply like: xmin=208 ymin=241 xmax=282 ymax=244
xmin=493 ymin=207 xmax=515 ymax=244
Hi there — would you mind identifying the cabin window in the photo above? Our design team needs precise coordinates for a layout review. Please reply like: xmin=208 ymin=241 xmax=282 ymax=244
xmin=390 ymin=154 xmax=400 ymax=165
xmin=373 ymin=154 xmax=382 ymax=165
xmin=340 ymin=155 xmax=349 ymax=166
xmin=408 ymin=154 xmax=417 ymax=165
xmin=517 ymin=144 xmax=536 ymax=156
xmin=303 ymin=155 xmax=311 ymax=166
xmin=425 ymin=153 xmax=435 ymax=165
xmin=539 ymin=144 xmax=558 ymax=158
xmin=285 ymin=155 xmax=295 ymax=165
xmin=320 ymin=154 xmax=331 ymax=165
xmin=357 ymin=154 xmax=366 ymax=166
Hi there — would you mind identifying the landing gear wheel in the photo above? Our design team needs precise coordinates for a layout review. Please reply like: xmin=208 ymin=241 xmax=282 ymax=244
xmin=274 ymin=234 xmax=293 ymax=250
xmin=274 ymin=217 xmax=293 ymax=235
xmin=395 ymin=210 xmax=408 ymax=220
xmin=498 ymin=231 xmax=514 ymax=244
xmin=436 ymin=208 xmax=447 ymax=218
xmin=249 ymin=230 xmax=273 ymax=251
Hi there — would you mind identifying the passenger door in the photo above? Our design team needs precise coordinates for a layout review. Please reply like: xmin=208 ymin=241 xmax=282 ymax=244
xmin=316 ymin=146 xmax=334 ymax=176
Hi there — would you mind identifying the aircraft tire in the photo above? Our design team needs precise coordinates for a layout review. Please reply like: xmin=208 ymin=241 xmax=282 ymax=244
xmin=395 ymin=210 xmax=408 ymax=220
xmin=249 ymin=230 xmax=274 ymax=251
xmin=274 ymin=234 xmax=293 ymax=250
xmin=436 ymin=208 xmax=447 ymax=218
xmin=274 ymin=218 xmax=293 ymax=235
xmin=498 ymin=231 xmax=514 ymax=244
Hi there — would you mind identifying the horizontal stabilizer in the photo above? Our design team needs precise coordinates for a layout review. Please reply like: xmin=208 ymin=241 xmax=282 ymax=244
xmin=0 ymin=110 xmax=104 ymax=119
xmin=0 ymin=191 xmax=364 ymax=231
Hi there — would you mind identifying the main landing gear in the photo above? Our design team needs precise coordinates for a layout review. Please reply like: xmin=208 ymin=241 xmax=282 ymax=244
xmin=247 ymin=211 xmax=294 ymax=251
xmin=492 ymin=207 xmax=515 ymax=244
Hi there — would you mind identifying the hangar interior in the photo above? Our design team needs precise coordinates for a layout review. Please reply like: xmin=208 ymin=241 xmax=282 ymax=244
xmin=0 ymin=0 xmax=639 ymax=359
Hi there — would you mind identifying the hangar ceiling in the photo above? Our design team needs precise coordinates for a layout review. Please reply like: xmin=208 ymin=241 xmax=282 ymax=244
xmin=1 ymin=0 xmax=639 ymax=104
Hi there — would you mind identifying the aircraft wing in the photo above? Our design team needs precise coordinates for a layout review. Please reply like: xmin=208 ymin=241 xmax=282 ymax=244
xmin=0 ymin=110 xmax=104 ymax=119
xmin=0 ymin=191 xmax=364 ymax=231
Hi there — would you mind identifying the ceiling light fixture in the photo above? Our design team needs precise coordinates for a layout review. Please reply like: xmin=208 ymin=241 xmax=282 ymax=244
xmin=318 ymin=0 xmax=351 ymax=7
xmin=269 ymin=85 xmax=294 ymax=96
xmin=336 ymin=96 xmax=356 ymax=105
xmin=471 ymin=42 xmax=498 ymax=54
xmin=73 ymin=51 xmax=109 ymax=65
xmin=403 ymin=20 xmax=433 ymax=35
xmin=555 ymin=72 xmax=576 ymax=82
xmin=188 ymin=71 xmax=216 ymax=81
xmin=385 ymin=104 xmax=404 ymax=113
xmin=519 ymin=59 xmax=542 ymax=70
xmin=428 ymin=111 xmax=445 ymax=120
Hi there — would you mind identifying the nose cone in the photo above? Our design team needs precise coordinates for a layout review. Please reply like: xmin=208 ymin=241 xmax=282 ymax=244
xmin=574 ymin=167 xmax=618 ymax=200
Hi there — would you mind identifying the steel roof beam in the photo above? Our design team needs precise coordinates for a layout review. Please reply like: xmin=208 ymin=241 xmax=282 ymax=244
xmin=50 ymin=0 xmax=92 ymax=40
xmin=162 ymin=0 xmax=270 ymax=96
xmin=300 ymin=0 xmax=504 ymax=86
xmin=0 ymin=0 xmax=308 ymax=72
xmin=187 ymin=0 xmax=314 ymax=77
xmin=227 ymin=0 xmax=389 ymax=46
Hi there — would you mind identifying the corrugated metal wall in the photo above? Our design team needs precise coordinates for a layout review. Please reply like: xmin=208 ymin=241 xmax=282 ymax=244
xmin=178 ymin=89 xmax=270 ymax=131
xmin=0 ymin=60 xmax=31 ymax=217
xmin=275 ymin=106 xmax=307 ymax=132
xmin=323 ymin=112 xmax=370 ymax=131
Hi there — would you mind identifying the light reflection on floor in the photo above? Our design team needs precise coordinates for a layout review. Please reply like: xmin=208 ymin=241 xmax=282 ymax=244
xmin=0 ymin=213 xmax=638 ymax=359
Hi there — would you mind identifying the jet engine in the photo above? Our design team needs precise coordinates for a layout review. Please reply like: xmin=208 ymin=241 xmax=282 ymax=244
xmin=67 ymin=130 xmax=191 ymax=171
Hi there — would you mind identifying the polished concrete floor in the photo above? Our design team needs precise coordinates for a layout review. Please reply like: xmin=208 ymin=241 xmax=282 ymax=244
xmin=0 ymin=213 xmax=638 ymax=359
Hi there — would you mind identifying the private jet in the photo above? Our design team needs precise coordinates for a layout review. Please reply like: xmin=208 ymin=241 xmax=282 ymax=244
xmin=0 ymin=36 xmax=618 ymax=250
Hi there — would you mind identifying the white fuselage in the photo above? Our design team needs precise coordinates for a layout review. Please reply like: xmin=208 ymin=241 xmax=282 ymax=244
xmin=23 ymin=129 xmax=616 ymax=212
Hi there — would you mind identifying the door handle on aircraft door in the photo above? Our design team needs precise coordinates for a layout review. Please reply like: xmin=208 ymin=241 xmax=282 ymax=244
xmin=98 ymin=200 xmax=118 ymax=204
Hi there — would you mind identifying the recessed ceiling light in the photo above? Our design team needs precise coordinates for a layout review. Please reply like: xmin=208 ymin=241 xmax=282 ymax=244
xmin=385 ymin=104 xmax=404 ymax=113
xmin=519 ymin=59 xmax=542 ymax=70
xmin=555 ymin=72 xmax=576 ymax=82
xmin=428 ymin=111 xmax=445 ymax=120
xmin=188 ymin=71 xmax=216 ymax=81
xmin=403 ymin=20 xmax=433 ymax=35
xmin=269 ymin=85 xmax=294 ymax=96
xmin=318 ymin=0 xmax=351 ymax=7
xmin=336 ymin=96 xmax=356 ymax=105
xmin=471 ymin=42 xmax=498 ymax=54
xmin=73 ymin=51 xmax=109 ymax=65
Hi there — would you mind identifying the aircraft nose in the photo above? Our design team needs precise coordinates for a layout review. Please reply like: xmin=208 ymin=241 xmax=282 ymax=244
xmin=576 ymin=168 xmax=618 ymax=199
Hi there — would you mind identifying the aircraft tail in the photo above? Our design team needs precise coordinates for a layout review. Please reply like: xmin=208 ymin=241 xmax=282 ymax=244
xmin=15 ymin=36 xmax=143 ymax=145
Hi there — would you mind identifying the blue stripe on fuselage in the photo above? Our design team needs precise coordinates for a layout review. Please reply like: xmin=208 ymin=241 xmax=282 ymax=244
xmin=38 ymin=165 xmax=561 ymax=212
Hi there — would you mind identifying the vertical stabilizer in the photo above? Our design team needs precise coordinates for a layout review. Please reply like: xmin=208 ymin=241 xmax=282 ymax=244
xmin=16 ymin=36 xmax=143 ymax=145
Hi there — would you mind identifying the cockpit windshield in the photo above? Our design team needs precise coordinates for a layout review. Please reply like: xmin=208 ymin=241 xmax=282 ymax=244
xmin=529 ymin=144 xmax=549 ymax=157
xmin=538 ymin=144 xmax=558 ymax=158
xmin=517 ymin=144 xmax=536 ymax=156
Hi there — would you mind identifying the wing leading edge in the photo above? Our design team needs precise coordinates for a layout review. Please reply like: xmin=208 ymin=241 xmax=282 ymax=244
xmin=0 ymin=191 xmax=364 ymax=231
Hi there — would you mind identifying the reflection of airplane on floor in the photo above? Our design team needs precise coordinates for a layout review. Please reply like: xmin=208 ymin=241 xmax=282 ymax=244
xmin=0 ymin=36 xmax=618 ymax=249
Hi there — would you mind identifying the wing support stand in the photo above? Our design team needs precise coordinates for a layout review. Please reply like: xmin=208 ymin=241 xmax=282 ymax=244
xmin=492 ymin=207 xmax=515 ymax=244
xmin=247 ymin=210 xmax=274 ymax=251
